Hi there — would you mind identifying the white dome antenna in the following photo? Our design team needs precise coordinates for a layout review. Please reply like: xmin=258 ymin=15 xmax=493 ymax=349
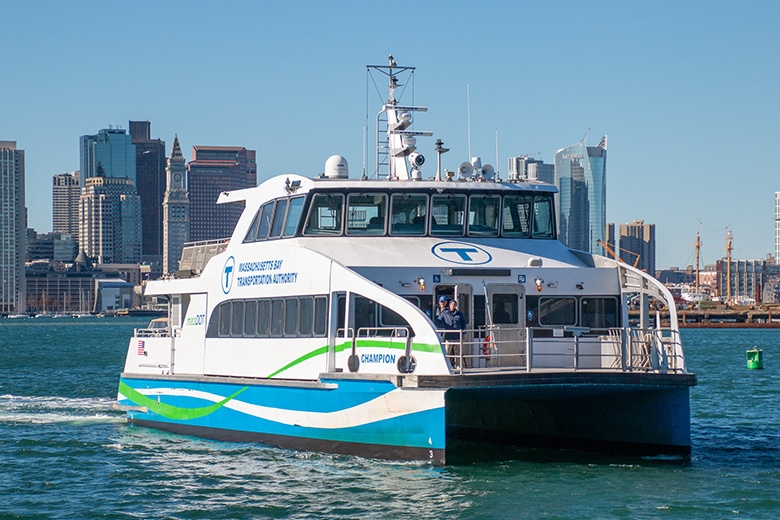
xmin=324 ymin=155 xmax=349 ymax=179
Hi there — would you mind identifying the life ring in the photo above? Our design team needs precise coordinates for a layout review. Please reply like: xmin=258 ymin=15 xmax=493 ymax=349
xmin=482 ymin=335 xmax=492 ymax=360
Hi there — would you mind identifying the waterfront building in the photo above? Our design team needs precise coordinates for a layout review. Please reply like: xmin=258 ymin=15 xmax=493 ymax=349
xmin=29 ymin=231 xmax=79 ymax=263
xmin=187 ymin=145 xmax=256 ymax=241
xmin=79 ymin=176 xmax=142 ymax=264
xmin=618 ymin=220 xmax=656 ymax=275
xmin=52 ymin=171 xmax=80 ymax=238
xmin=80 ymin=128 xmax=137 ymax=182
xmin=1 ymin=141 xmax=26 ymax=313
xmin=507 ymin=156 xmax=554 ymax=184
xmin=162 ymin=136 xmax=190 ymax=275
xmin=715 ymin=259 xmax=780 ymax=304
xmin=129 ymin=121 xmax=166 ymax=261
xmin=554 ymin=136 xmax=607 ymax=254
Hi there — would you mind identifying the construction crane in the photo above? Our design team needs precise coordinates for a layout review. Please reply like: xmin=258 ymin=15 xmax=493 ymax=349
xmin=598 ymin=239 xmax=641 ymax=268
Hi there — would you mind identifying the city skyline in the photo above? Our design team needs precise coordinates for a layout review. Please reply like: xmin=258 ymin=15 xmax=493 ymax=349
xmin=3 ymin=2 xmax=779 ymax=270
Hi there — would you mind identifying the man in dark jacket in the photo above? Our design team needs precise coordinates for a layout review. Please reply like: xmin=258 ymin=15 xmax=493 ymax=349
xmin=442 ymin=299 xmax=466 ymax=367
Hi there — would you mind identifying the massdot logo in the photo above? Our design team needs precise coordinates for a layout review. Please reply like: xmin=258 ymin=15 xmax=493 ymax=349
xmin=431 ymin=242 xmax=492 ymax=265
xmin=222 ymin=256 xmax=236 ymax=294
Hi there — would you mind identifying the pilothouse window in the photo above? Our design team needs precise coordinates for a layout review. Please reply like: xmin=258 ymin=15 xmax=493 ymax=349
xmin=468 ymin=195 xmax=501 ymax=236
xmin=347 ymin=193 xmax=387 ymax=235
xmin=502 ymin=195 xmax=532 ymax=237
xmin=303 ymin=193 xmax=344 ymax=235
xmin=390 ymin=194 xmax=427 ymax=236
xmin=431 ymin=194 xmax=466 ymax=236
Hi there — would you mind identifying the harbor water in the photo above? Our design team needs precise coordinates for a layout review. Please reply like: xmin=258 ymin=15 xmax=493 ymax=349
xmin=1 ymin=319 xmax=779 ymax=519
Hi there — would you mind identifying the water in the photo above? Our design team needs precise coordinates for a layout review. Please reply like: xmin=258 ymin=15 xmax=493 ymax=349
xmin=1 ymin=319 xmax=779 ymax=519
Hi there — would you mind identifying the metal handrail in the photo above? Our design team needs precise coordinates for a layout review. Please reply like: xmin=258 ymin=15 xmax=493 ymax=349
xmin=437 ymin=326 xmax=686 ymax=374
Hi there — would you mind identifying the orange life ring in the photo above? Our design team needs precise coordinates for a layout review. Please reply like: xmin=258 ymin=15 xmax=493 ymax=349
xmin=482 ymin=335 xmax=492 ymax=360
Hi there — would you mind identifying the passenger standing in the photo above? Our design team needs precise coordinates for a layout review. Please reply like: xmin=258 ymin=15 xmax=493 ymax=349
xmin=443 ymin=299 xmax=466 ymax=368
xmin=434 ymin=295 xmax=449 ymax=329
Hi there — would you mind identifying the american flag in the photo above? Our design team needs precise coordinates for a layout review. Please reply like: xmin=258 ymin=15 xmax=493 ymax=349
xmin=137 ymin=340 xmax=145 ymax=356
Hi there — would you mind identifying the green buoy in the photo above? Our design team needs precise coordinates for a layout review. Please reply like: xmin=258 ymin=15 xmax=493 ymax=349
xmin=746 ymin=347 xmax=763 ymax=370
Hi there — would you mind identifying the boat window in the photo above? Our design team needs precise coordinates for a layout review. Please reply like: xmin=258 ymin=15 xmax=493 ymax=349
xmin=468 ymin=195 xmax=501 ymax=236
xmin=538 ymin=297 xmax=577 ymax=326
xmin=283 ymin=196 xmax=305 ymax=237
xmin=257 ymin=299 xmax=270 ymax=337
xmin=390 ymin=193 xmax=427 ymax=236
xmin=492 ymin=293 xmax=519 ymax=324
xmin=299 ymin=297 xmax=314 ymax=336
xmin=270 ymin=299 xmax=284 ymax=337
xmin=502 ymin=194 xmax=531 ymax=237
xmin=473 ymin=294 xmax=486 ymax=329
xmin=270 ymin=199 xmax=288 ymax=238
xmin=303 ymin=193 xmax=343 ymax=235
xmin=218 ymin=302 xmax=232 ymax=337
xmin=532 ymin=194 xmax=555 ymax=239
xmin=256 ymin=202 xmax=275 ymax=241
xmin=431 ymin=194 xmax=466 ymax=236
xmin=284 ymin=298 xmax=298 ymax=336
xmin=347 ymin=193 xmax=387 ymax=235
xmin=354 ymin=296 xmax=377 ymax=330
xmin=231 ymin=300 xmax=245 ymax=337
xmin=244 ymin=299 xmax=258 ymax=336
xmin=314 ymin=296 xmax=328 ymax=336
xmin=243 ymin=211 xmax=261 ymax=243
xmin=581 ymin=297 xmax=619 ymax=329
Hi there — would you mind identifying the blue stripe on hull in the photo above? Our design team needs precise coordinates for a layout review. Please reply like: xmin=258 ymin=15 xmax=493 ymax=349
xmin=119 ymin=377 xmax=445 ymax=457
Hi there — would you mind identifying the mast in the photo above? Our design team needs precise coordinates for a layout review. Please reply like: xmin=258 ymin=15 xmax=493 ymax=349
xmin=694 ymin=226 xmax=701 ymax=293
xmin=726 ymin=228 xmax=733 ymax=304
xmin=367 ymin=55 xmax=431 ymax=180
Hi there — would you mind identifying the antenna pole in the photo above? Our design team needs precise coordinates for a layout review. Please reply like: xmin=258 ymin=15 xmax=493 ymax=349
xmin=495 ymin=128 xmax=499 ymax=178
xmin=467 ymin=83 xmax=471 ymax=160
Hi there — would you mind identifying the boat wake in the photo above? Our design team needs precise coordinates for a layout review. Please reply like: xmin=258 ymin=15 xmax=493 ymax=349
xmin=0 ymin=394 xmax=124 ymax=425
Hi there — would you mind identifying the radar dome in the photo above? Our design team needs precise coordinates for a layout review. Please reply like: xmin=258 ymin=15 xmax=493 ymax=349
xmin=324 ymin=155 xmax=349 ymax=179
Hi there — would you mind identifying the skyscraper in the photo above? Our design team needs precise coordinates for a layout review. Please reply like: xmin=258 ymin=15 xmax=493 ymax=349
xmin=79 ymin=176 xmax=142 ymax=264
xmin=79 ymin=127 xmax=141 ymax=265
xmin=0 ymin=141 xmax=26 ymax=313
xmin=52 ymin=171 xmax=80 ymax=237
xmin=554 ymin=136 xmax=607 ymax=253
xmin=80 ymin=128 xmax=136 ymax=182
xmin=619 ymin=220 xmax=656 ymax=275
xmin=187 ymin=145 xmax=256 ymax=241
xmin=162 ymin=136 xmax=190 ymax=275
xmin=129 ymin=121 xmax=166 ymax=261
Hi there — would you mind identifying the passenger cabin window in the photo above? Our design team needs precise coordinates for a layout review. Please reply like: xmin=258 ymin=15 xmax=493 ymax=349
xmin=468 ymin=195 xmax=501 ymax=237
xmin=347 ymin=193 xmax=387 ymax=235
xmin=390 ymin=194 xmax=428 ymax=236
xmin=207 ymin=296 xmax=329 ymax=339
xmin=284 ymin=197 xmax=305 ymax=237
xmin=270 ymin=199 xmax=288 ymax=238
xmin=431 ymin=194 xmax=466 ymax=236
xmin=581 ymin=297 xmax=619 ymax=329
xmin=538 ymin=297 xmax=577 ymax=326
xmin=303 ymin=193 xmax=343 ymax=235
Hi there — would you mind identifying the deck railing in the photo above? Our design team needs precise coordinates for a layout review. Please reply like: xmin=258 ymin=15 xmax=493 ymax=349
xmin=436 ymin=326 xmax=685 ymax=374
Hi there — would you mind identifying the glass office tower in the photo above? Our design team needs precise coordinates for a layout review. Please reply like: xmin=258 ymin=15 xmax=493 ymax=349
xmin=554 ymin=137 xmax=607 ymax=254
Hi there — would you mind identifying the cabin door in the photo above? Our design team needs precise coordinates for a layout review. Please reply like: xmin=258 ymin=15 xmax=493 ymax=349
xmin=485 ymin=283 xmax=526 ymax=367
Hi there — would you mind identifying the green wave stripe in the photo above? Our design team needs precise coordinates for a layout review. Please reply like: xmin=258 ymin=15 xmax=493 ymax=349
xmin=265 ymin=340 xmax=441 ymax=378
xmin=119 ymin=380 xmax=248 ymax=420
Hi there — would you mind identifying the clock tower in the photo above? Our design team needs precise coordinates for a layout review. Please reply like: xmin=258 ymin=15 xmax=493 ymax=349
xmin=162 ymin=135 xmax=190 ymax=275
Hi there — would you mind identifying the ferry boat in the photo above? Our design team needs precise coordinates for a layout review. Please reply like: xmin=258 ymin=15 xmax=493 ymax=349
xmin=115 ymin=57 xmax=696 ymax=464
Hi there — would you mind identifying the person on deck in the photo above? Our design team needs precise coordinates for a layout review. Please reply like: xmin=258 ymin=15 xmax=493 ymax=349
xmin=442 ymin=299 xmax=466 ymax=368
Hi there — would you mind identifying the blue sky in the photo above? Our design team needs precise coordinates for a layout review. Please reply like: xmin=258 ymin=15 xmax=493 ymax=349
xmin=3 ymin=1 xmax=778 ymax=270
